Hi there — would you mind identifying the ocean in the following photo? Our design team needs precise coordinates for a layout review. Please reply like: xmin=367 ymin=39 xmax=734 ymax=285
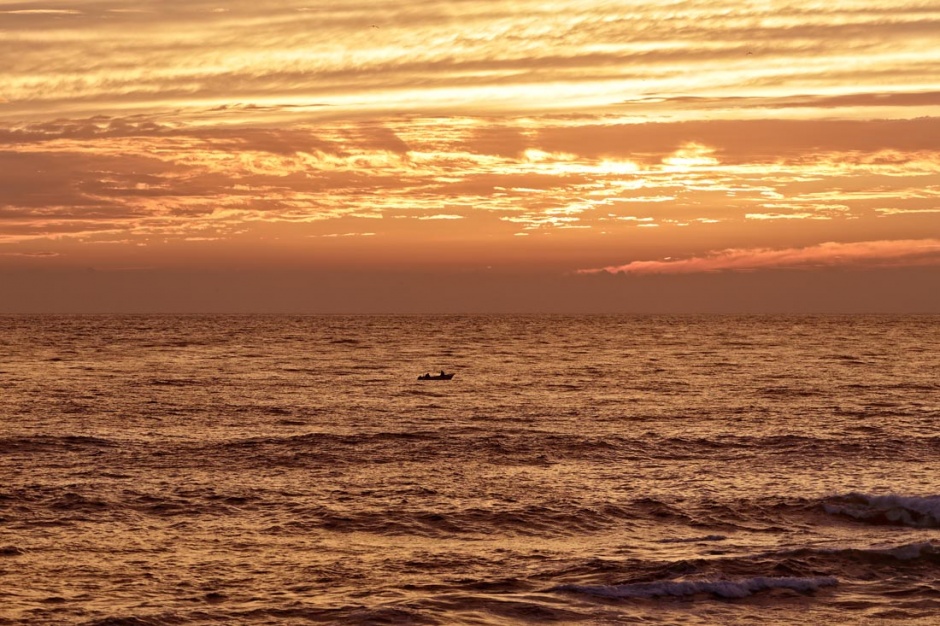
xmin=1 ymin=315 xmax=938 ymax=625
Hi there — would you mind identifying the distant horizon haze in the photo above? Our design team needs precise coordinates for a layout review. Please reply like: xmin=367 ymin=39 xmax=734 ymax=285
xmin=1 ymin=266 xmax=937 ymax=314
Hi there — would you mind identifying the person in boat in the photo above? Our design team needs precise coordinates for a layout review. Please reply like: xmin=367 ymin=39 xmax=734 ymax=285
xmin=440 ymin=370 xmax=446 ymax=377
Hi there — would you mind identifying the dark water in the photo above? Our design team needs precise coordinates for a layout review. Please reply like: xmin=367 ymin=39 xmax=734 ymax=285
xmin=1 ymin=315 xmax=939 ymax=624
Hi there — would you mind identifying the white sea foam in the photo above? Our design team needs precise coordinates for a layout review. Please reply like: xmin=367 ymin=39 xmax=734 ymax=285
xmin=553 ymin=576 xmax=838 ymax=599
xmin=823 ymin=493 xmax=940 ymax=528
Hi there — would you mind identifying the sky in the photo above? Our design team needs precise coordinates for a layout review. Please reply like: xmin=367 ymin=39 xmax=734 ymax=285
xmin=1 ymin=0 xmax=939 ymax=312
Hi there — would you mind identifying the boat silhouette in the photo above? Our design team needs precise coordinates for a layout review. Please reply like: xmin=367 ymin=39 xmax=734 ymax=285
xmin=418 ymin=372 xmax=454 ymax=381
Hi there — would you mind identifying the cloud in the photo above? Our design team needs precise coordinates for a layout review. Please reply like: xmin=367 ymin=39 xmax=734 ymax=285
xmin=0 ymin=9 xmax=82 ymax=14
xmin=624 ymin=91 xmax=940 ymax=111
xmin=875 ymin=208 xmax=940 ymax=215
xmin=1 ymin=109 xmax=937 ymax=252
xmin=0 ymin=251 xmax=60 ymax=257
xmin=2 ymin=0 xmax=939 ymax=122
xmin=582 ymin=240 xmax=940 ymax=275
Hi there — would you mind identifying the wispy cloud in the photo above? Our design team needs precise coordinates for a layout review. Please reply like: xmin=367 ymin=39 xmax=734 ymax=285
xmin=0 ymin=9 xmax=82 ymax=14
xmin=0 ymin=251 xmax=60 ymax=257
xmin=581 ymin=240 xmax=940 ymax=275
xmin=622 ymin=91 xmax=940 ymax=113
xmin=2 ymin=1 xmax=938 ymax=121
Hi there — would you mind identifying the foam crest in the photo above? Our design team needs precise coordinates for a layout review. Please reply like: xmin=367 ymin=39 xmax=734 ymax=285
xmin=553 ymin=576 xmax=837 ymax=600
xmin=823 ymin=493 xmax=940 ymax=528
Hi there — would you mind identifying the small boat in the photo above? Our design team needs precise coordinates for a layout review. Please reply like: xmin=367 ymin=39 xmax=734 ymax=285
xmin=418 ymin=372 xmax=454 ymax=380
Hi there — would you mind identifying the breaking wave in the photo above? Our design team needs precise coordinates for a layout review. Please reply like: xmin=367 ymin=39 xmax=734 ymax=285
xmin=770 ymin=541 xmax=940 ymax=571
xmin=822 ymin=493 xmax=940 ymax=528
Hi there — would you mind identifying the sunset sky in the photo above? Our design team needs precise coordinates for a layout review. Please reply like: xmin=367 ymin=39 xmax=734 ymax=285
xmin=1 ymin=0 xmax=939 ymax=312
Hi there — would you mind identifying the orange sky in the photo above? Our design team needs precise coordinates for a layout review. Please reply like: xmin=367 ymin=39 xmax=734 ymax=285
xmin=1 ymin=0 xmax=939 ymax=312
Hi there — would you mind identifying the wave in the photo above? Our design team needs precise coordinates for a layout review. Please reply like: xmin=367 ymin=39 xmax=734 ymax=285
xmin=0 ymin=435 xmax=116 ymax=454
xmin=149 ymin=378 xmax=201 ymax=386
xmin=553 ymin=576 xmax=838 ymax=599
xmin=85 ymin=617 xmax=177 ymax=626
xmin=22 ymin=485 xmax=940 ymax=538
xmin=544 ymin=542 xmax=937 ymax=608
xmin=801 ymin=541 xmax=940 ymax=565
xmin=822 ymin=493 xmax=940 ymax=528
xmin=0 ymin=486 xmax=254 ymax=525
xmin=84 ymin=605 xmax=441 ymax=626
xmin=209 ymin=431 xmax=938 ymax=470
xmin=733 ymin=541 xmax=940 ymax=577
xmin=539 ymin=541 xmax=939 ymax=598
xmin=288 ymin=502 xmax=648 ymax=537
xmin=656 ymin=534 xmax=727 ymax=544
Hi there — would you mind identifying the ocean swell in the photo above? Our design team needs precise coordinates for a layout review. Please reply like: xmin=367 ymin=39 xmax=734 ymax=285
xmin=553 ymin=576 xmax=838 ymax=599
xmin=822 ymin=493 xmax=940 ymax=528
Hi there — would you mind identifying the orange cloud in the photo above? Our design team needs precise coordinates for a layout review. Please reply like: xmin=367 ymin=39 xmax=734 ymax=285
xmin=2 ymin=1 xmax=939 ymax=123
xmin=583 ymin=240 xmax=940 ymax=275
xmin=0 ymin=251 xmax=59 ymax=257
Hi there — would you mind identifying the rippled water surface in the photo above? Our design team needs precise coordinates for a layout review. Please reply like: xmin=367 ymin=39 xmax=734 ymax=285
xmin=1 ymin=315 xmax=939 ymax=624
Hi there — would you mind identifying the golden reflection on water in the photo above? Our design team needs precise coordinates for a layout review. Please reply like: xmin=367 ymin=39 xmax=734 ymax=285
xmin=1 ymin=315 xmax=939 ymax=624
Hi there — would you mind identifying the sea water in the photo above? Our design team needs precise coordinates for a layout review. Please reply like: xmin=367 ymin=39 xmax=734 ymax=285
xmin=1 ymin=315 xmax=938 ymax=624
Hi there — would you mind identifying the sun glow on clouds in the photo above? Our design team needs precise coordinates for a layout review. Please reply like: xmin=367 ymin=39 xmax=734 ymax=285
xmin=2 ymin=117 xmax=939 ymax=250
xmin=0 ymin=0 xmax=938 ymax=281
